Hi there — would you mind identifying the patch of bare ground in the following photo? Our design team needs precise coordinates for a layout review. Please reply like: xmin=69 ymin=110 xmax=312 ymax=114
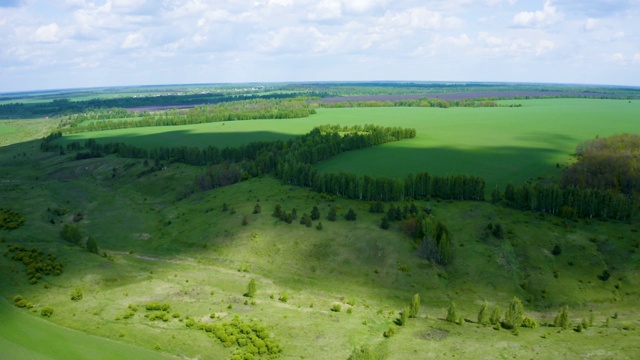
xmin=416 ymin=328 xmax=449 ymax=340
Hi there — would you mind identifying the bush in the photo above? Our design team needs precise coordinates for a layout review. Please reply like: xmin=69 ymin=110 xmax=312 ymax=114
xmin=40 ymin=306 xmax=54 ymax=317
xmin=552 ymin=244 xmax=562 ymax=256
xmin=490 ymin=306 xmax=502 ymax=326
xmin=278 ymin=294 xmax=289 ymax=303
xmin=446 ymin=302 xmax=459 ymax=323
xmin=383 ymin=325 xmax=397 ymax=338
xmin=71 ymin=287 xmax=83 ymax=301
xmin=331 ymin=304 xmax=342 ymax=312
xmin=522 ymin=316 xmax=538 ymax=328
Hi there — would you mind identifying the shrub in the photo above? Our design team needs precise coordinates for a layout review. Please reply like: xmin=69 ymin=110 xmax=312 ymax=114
xmin=331 ymin=304 xmax=342 ymax=312
xmin=396 ymin=307 xmax=409 ymax=326
xmin=383 ymin=325 xmax=397 ymax=338
xmin=40 ymin=307 xmax=54 ymax=317
xmin=522 ymin=316 xmax=538 ymax=328
xmin=446 ymin=302 xmax=459 ymax=323
xmin=71 ymin=287 xmax=83 ymax=301
xmin=252 ymin=203 xmax=261 ymax=214
xmin=316 ymin=222 xmax=323 ymax=230
xmin=552 ymin=244 xmax=562 ymax=256
xmin=278 ymin=294 xmax=289 ymax=303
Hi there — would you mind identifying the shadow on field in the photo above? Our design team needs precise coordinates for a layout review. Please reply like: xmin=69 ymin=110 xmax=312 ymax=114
xmin=316 ymin=142 xmax=566 ymax=189
xmin=60 ymin=129 xmax=300 ymax=149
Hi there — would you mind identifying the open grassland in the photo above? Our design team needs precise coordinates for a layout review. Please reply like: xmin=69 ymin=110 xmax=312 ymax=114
xmin=60 ymin=98 xmax=640 ymax=190
xmin=0 ymin=298 xmax=174 ymax=360
xmin=1 ymin=130 xmax=639 ymax=359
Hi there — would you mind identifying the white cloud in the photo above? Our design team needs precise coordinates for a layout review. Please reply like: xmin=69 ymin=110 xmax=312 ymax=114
xmin=513 ymin=1 xmax=563 ymax=28
xmin=121 ymin=33 xmax=145 ymax=49
xmin=634 ymin=53 xmax=640 ymax=63
xmin=307 ymin=0 xmax=342 ymax=20
xmin=32 ymin=23 xmax=62 ymax=42
xmin=583 ymin=18 xmax=598 ymax=31
xmin=381 ymin=7 xmax=462 ymax=31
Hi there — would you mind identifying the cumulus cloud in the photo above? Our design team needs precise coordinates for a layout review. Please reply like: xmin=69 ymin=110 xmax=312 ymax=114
xmin=513 ymin=1 xmax=563 ymax=28
xmin=121 ymin=33 xmax=145 ymax=49
xmin=32 ymin=23 xmax=62 ymax=43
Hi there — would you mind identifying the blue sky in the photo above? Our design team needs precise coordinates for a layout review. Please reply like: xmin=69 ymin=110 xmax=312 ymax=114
xmin=0 ymin=0 xmax=639 ymax=92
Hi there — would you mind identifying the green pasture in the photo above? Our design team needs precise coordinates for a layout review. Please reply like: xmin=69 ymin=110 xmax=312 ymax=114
xmin=0 ymin=298 xmax=174 ymax=360
xmin=59 ymin=98 xmax=640 ymax=190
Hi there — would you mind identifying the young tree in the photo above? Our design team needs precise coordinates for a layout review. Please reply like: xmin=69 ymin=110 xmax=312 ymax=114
xmin=345 ymin=208 xmax=357 ymax=221
xmin=245 ymin=278 xmax=257 ymax=298
xmin=380 ymin=216 xmax=390 ymax=230
xmin=316 ymin=222 xmax=323 ymax=230
xmin=327 ymin=206 xmax=337 ymax=221
xmin=478 ymin=300 xmax=490 ymax=326
xmin=490 ymin=306 xmax=502 ymax=326
xmin=272 ymin=204 xmax=282 ymax=218
xmin=503 ymin=297 xmax=525 ymax=329
xmin=446 ymin=302 xmax=459 ymax=323
xmin=409 ymin=293 xmax=421 ymax=318
xmin=86 ymin=237 xmax=98 ymax=254
xmin=310 ymin=206 xmax=320 ymax=220
xmin=253 ymin=203 xmax=261 ymax=214
xmin=554 ymin=305 xmax=570 ymax=329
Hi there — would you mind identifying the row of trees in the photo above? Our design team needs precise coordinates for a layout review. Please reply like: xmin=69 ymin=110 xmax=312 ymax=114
xmin=498 ymin=182 xmax=637 ymax=221
xmin=318 ymin=98 xmax=499 ymax=108
xmin=61 ymin=98 xmax=317 ymax=133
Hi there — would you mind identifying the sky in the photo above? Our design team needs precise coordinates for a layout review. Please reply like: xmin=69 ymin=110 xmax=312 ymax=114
xmin=0 ymin=0 xmax=639 ymax=92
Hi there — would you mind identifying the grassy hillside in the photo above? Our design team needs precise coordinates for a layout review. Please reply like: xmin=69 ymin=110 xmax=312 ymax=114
xmin=1 ymin=125 xmax=639 ymax=359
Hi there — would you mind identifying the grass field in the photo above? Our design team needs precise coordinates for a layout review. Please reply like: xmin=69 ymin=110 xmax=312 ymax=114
xmin=60 ymin=98 xmax=640 ymax=189
xmin=0 ymin=298 xmax=175 ymax=360
xmin=1 ymin=97 xmax=639 ymax=359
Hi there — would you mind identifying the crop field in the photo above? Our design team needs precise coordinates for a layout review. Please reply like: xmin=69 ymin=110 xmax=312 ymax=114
xmin=61 ymin=98 xmax=640 ymax=189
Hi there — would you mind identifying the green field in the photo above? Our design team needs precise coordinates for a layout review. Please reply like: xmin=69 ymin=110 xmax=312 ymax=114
xmin=61 ymin=98 xmax=640 ymax=189
xmin=2 ymin=94 xmax=640 ymax=359
xmin=0 ymin=298 xmax=174 ymax=360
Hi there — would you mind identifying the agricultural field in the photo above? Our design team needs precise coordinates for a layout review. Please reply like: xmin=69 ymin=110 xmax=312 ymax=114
xmin=1 ymin=83 xmax=640 ymax=360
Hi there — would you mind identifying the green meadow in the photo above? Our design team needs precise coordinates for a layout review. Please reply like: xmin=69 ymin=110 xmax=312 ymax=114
xmin=62 ymin=98 xmax=640 ymax=189
xmin=1 ymin=95 xmax=639 ymax=359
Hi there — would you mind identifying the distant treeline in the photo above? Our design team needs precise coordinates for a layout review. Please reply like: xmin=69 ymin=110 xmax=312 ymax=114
xmin=0 ymin=91 xmax=327 ymax=119
xmin=318 ymin=98 xmax=501 ymax=108
xmin=60 ymin=98 xmax=317 ymax=133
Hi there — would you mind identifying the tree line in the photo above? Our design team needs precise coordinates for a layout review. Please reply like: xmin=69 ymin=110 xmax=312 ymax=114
xmin=0 ymin=91 xmax=325 ymax=119
xmin=318 ymin=98 xmax=499 ymax=108
xmin=497 ymin=182 xmax=637 ymax=221
xmin=60 ymin=98 xmax=317 ymax=134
